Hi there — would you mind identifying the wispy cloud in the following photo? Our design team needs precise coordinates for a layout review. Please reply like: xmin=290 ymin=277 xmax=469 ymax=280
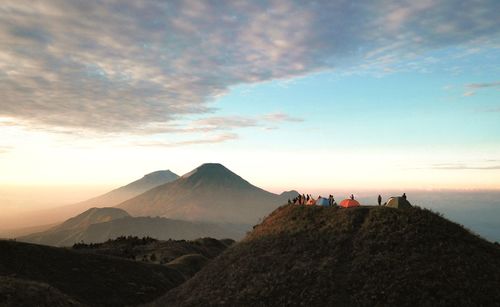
xmin=463 ymin=81 xmax=500 ymax=96
xmin=263 ymin=112 xmax=304 ymax=123
xmin=467 ymin=82 xmax=500 ymax=89
xmin=0 ymin=146 xmax=12 ymax=154
xmin=137 ymin=133 xmax=238 ymax=147
xmin=137 ymin=112 xmax=304 ymax=135
xmin=431 ymin=162 xmax=500 ymax=170
xmin=0 ymin=1 xmax=498 ymax=133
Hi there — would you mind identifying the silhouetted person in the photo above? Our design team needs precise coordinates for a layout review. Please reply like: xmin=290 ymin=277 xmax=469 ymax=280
xmin=350 ymin=194 xmax=354 ymax=200
xmin=402 ymin=193 xmax=407 ymax=200
xmin=378 ymin=195 xmax=382 ymax=206
xmin=306 ymin=194 xmax=310 ymax=202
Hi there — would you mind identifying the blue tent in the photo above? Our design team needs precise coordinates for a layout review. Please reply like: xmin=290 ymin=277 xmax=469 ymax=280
xmin=316 ymin=197 xmax=330 ymax=207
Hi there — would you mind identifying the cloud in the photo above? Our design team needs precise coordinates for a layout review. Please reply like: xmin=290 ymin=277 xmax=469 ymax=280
xmin=262 ymin=112 xmax=304 ymax=123
xmin=431 ymin=162 xmax=500 ymax=170
xmin=0 ymin=146 xmax=12 ymax=154
xmin=0 ymin=0 xmax=498 ymax=132
xmin=108 ymin=112 xmax=304 ymax=142
xmin=466 ymin=82 xmax=500 ymax=89
xmin=137 ymin=133 xmax=238 ymax=147
xmin=191 ymin=117 xmax=258 ymax=131
xmin=463 ymin=81 xmax=500 ymax=96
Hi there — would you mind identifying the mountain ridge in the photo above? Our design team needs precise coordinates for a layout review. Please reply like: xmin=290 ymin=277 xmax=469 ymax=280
xmin=0 ymin=239 xmax=185 ymax=306
xmin=19 ymin=207 xmax=247 ymax=246
xmin=1 ymin=170 xmax=180 ymax=235
xmin=117 ymin=163 xmax=294 ymax=225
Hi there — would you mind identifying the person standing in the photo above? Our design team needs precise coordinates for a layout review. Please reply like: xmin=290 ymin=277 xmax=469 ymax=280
xmin=378 ymin=195 xmax=382 ymax=206
xmin=350 ymin=194 xmax=354 ymax=200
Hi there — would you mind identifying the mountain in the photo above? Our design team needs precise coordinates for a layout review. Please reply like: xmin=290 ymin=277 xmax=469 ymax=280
xmin=153 ymin=205 xmax=500 ymax=306
xmin=1 ymin=170 xmax=180 ymax=233
xmin=19 ymin=207 xmax=247 ymax=246
xmin=19 ymin=207 xmax=130 ymax=246
xmin=78 ymin=170 xmax=180 ymax=208
xmin=56 ymin=207 xmax=130 ymax=230
xmin=0 ymin=240 xmax=185 ymax=306
xmin=280 ymin=190 xmax=300 ymax=201
xmin=118 ymin=163 xmax=291 ymax=224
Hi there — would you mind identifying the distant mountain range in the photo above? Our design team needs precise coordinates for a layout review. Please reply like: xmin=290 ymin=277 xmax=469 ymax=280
xmin=20 ymin=207 xmax=247 ymax=246
xmin=78 ymin=170 xmax=180 ymax=208
xmin=1 ymin=170 xmax=179 ymax=235
xmin=118 ymin=163 xmax=296 ymax=225
xmin=15 ymin=163 xmax=297 ymax=245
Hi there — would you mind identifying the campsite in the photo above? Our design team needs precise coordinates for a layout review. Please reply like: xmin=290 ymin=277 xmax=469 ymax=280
xmin=1 ymin=0 xmax=499 ymax=306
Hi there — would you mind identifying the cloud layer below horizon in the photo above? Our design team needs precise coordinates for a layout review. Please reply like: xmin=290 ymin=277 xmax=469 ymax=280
xmin=1 ymin=0 xmax=499 ymax=133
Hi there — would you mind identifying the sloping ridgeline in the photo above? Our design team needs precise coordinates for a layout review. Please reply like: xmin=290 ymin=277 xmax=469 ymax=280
xmin=0 ymin=240 xmax=184 ymax=306
xmin=153 ymin=205 xmax=500 ymax=306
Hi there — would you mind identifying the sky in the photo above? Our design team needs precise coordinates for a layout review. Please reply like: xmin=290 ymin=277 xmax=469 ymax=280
xmin=1 ymin=0 xmax=500 ymax=198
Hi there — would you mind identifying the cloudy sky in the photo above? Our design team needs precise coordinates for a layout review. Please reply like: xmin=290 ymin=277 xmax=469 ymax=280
xmin=1 ymin=0 xmax=499 ymax=192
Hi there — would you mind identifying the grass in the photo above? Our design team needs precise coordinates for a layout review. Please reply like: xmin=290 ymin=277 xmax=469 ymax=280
xmin=0 ymin=240 xmax=184 ymax=306
xmin=154 ymin=205 xmax=500 ymax=306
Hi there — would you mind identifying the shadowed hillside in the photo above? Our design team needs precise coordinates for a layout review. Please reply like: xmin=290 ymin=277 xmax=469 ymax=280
xmin=154 ymin=205 xmax=500 ymax=306
xmin=20 ymin=206 xmax=246 ymax=246
xmin=0 ymin=276 xmax=84 ymax=307
xmin=0 ymin=240 xmax=185 ymax=306
xmin=118 ymin=163 xmax=296 ymax=224
xmin=73 ymin=236 xmax=234 ymax=266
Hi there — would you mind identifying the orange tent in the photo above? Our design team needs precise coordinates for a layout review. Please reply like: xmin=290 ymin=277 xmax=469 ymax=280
xmin=340 ymin=199 xmax=360 ymax=208
xmin=306 ymin=199 xmax=316 ymax=206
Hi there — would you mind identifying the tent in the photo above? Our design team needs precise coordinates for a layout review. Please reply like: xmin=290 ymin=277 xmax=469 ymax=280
xmin=340 ymin=199 xmax=360 ymax=208
xmin=316 ymin=197 xmax=330 ymax=207
xmin=385 ymin=197 xmax=412 ymax=209
xmin=306 ymin=199 xmax=316 ymax=206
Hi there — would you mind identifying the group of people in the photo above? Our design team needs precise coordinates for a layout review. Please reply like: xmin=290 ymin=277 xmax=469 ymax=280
xmin=289 ymin=194 xmax=337 ymax=206
xmin=288 ymin=192 xmax=407 ymax=207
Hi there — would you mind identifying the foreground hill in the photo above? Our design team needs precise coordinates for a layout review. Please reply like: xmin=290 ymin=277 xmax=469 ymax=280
xmin=118 ymin=163 xmax=295 ymax=224
xmin=0 ymin=276 xmax=84 ymax=307
xmin=20 ymin=207 xmax=246 ymax=246
xmin=2 ymin=170 xmax=179 ymax=234
xmin=154 ymin=205 xmax=500 ymax=306
xmin=73 ymin=236 xmax=234 ymax=279
xmin=73 ymin=236 xmax=234 ymax=263
xmin=0 ymin=240 xmax=184 ymax=306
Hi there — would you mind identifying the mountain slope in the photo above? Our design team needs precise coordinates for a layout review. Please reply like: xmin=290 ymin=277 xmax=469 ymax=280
xmin=0 ymin=240 xmax=185 ymax=306
xmin=153 ymin=205 xmax=500 ymax=306
xmin=118 ymin=163 xmax=290 ymax=224
xmin=76 ymin=216 xmax=246 ymax=244
xmin=19 ymin=207 xmax=130 ymax=246
xmin=78 ymin=170 xmax=180 ymax=208
xmin=2 ymin=170 xmax=179 ymax=232
xmin=19 ymin=208 xmax=247 ymax=246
